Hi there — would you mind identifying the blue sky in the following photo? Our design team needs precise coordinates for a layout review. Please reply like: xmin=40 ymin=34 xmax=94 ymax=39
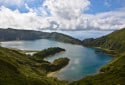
xmin=1 ymin=0 xmax=124 ymax=14
xmin=85 ymin=0 xmax=124 ymax=14
xmin=0 ymin=0 xmax=125 ymax=30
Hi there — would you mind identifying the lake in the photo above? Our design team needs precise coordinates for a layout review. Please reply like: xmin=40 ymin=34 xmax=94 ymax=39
xmin=1 ymin=39 xmax=112 ymax=82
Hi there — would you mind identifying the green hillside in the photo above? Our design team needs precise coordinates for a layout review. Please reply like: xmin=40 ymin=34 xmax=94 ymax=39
xmin=46 ymin=32 xmax=82 ymax=44
xmin=0 ymin=28 xmax=81 ymax=44
xmin=0 ymin=47 xmax=68 ymax=85
xmin=0 ymin=28 xmax=49 ymax=41
xmin=70 ymin=28 xmax=125 ymax=85
xmin=82 ymin=28 xmax=125 ymax=52
xmin=1 ymin=28 xmax=125 ymax=85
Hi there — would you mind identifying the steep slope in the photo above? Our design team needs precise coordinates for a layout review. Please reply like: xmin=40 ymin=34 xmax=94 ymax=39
xmin=82 ymin=28 xmax=125 ymax=52
xmin=0 ymin=28 xmax=81 ymax=44
xmin=70 ymin=28 xmax=125 ymax=85
xmin=0 ymin=47 xmax=68 ymax=85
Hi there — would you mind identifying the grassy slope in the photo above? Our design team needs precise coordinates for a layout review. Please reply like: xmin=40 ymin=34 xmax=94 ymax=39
xmin=0 ymin=47 xmax=68 ymax=85
xmin=1 ymin=28 xmax=125 ymax=85
xmin=82 ymin=28 xmax=125 ymax=52
xmin=70 ymin=28 xmax=125 ymax=85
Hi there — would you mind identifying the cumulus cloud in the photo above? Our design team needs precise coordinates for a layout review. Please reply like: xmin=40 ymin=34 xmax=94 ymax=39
xmin=0 ymin=6 xmax=50 ymax=29
xmin=43 ymin=0 xmax=90 ymax=18
xmin=0 ymin=0 xmax=125 ymax=30
xmin=84 ymin=10 xmax=125 ymax=30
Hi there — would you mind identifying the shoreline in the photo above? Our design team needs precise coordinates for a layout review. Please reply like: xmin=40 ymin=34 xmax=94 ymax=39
xmin=93 ymin=47 xmax=117 ymax=57
xmin=47 ymin=58 xmax=70 ymax=78
xmin=47 ymin=71 xmax=59 ymax=77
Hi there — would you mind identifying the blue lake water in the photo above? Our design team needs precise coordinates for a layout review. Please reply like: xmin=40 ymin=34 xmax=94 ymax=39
xmin=1 ymin=39 xmax=112 ymax=82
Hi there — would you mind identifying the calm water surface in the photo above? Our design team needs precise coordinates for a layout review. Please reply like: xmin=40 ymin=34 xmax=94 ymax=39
xmin=1 ymin=39 xmax=112 ymax=82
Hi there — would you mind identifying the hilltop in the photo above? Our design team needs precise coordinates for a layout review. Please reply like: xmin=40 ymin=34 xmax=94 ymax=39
xmin=82 ymin=28 xmax=125 ymax=52
xmin=0 ymin=28 xmax=81 ymax=44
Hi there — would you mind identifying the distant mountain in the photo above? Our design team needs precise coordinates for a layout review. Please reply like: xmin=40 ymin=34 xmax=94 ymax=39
xmin=0 ymin=28 xmax=49 ymax=41
xmin=45 ymin=32 xmax=82 ymax=44
xmin=0 ymin=28 xmax=81 ymax=44
xmin=82 ymin=28 xmax=125 ymax=52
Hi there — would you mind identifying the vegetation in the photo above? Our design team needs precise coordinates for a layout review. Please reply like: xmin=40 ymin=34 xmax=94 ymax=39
xmin=33 ymin=47 xmax=65 ymax=59
xmin=94 ymin=47 xmax=117 ymax=56
xmin=52 ymin=58 xmax=70 ymax=71
xmin=82 ymin=28 xmax=125 ymax=52
xmin=40 ymin=58 xmax=70 ymax=72
xmin=0 ymin=28 xmax=81 ymax=44
xmin=0 ymin=28 xmax=49 ymax=41
xmin=1 ymin=27 xmax=125 ymax=85
xmin=0 ymin=46 xmax=69 ymax=85
xmin=46 ymin=32 xmax=82 ymax=44
xmin=70 ymin=28 xmax=125 ymax=85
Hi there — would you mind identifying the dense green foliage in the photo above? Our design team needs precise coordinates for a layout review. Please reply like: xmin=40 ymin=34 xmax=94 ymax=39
xmin=0 ymin=28 xmax=81 ymax=44
xmin=40 ymin=58 xmax=70 ymax=72
xmin=33 ymin=47 xmax=65 ymax=59
xmin=52 ymin=58 xmax=70 ymax=71
xmin=82 ymin=28 xmax=125 ymax=52
xmin=0 ymin=47 xmax=69 ymax=85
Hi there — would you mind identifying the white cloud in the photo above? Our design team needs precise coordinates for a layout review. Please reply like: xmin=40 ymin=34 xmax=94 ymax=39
xmin=0 ymin=0 xmax=125 ymax=31
xmin=43 ymin=0 xmax=90 ymax=18
xmin=41 ymin=0 xmax=125 ymax=30
xmin=89 ymin=10 xmax=125 ymax=30
xmin=41 ymin=0 xmax=91 ymax=30
xmin=0 ymin=6 xmax=50 ymax=29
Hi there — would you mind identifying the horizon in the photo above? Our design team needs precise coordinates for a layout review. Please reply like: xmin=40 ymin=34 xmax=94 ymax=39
xmin=0 ymin=28 xmax=113 ymax=40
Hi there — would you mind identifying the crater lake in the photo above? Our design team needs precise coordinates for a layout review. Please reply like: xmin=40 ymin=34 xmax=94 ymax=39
xmin=1 ymin=39 xmax=112 ymax=82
